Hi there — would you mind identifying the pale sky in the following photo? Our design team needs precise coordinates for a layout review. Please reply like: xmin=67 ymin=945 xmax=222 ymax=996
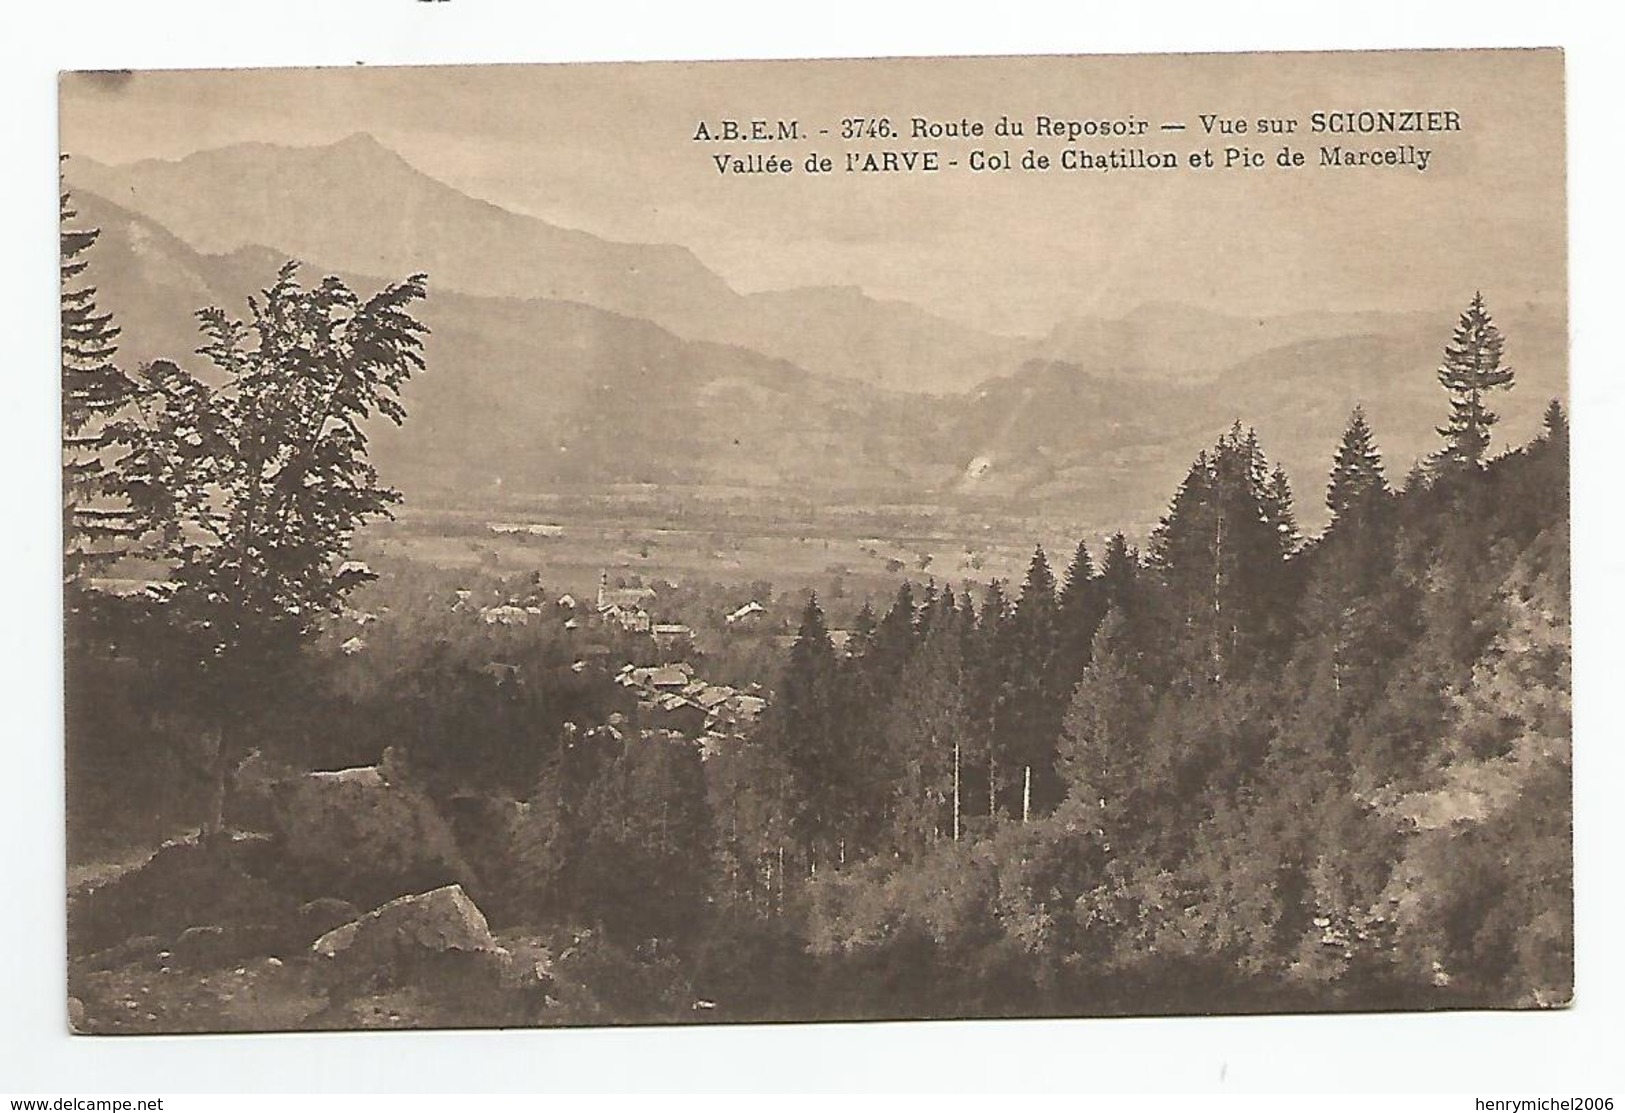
xmin=61 ymin=50 xmax=1566 ymax=335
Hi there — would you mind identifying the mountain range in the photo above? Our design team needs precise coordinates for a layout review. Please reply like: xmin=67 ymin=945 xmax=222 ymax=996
xmin=62 ymin=135 xmax=1567 ymax=534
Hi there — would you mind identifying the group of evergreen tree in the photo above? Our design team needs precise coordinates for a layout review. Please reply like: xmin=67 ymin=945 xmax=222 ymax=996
xmin=746 ymin=535 xmax=1104 ymax=876
xmin=712 ymin=291 xmax=1568 ymax=1013
xmin=60 ymin=167 xmax=138 ymax=585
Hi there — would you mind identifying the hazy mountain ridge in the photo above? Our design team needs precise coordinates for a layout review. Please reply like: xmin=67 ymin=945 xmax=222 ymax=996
xmin=66 ymin=185 xmax=957 ymax=500
xmin=64 ymin=136 xmax=1569 ymax=534
xmin=65 ymin=136 xmax=1011 ymax=395
xmin=952 ymin=310 xmax=1564 ymax=530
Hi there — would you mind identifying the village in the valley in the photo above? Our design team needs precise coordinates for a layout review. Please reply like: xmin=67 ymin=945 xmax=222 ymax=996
xmin=333 ymin=561 xmax=851 ymax=764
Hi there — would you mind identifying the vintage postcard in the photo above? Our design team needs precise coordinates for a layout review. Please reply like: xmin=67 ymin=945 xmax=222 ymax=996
xmin=60 ymin=49 xmax=1569 ymax=1033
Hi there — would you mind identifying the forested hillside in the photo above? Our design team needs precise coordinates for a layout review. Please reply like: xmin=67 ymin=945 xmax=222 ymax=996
xmin=736 ymin=405 xmax=1571 ymax=1017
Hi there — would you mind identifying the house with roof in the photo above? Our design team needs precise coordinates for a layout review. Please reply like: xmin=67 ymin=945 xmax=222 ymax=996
xmin=648 ymin=664 xmax=692 ymax=691
xmin=642 ymin=693 xmax=707 ymax=735
xmin=651 ymin=623 xmax=694 ymax=650
xmin=725 ymin=601 xmax=767 ymax=627
xmin=600 ymin=602 xmax=652 ymax=633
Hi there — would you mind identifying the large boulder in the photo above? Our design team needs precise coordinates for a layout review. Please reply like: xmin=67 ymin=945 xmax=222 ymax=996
xmin=269 ymin=751 xmax=474 ymax=909
xmin=309 ymin=885 xmax=535 ymax=1025
xmin=312 ymin=883 xmax=501 ymax=965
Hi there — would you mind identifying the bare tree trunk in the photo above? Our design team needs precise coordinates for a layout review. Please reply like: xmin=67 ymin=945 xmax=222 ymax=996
xmin=952 ymin=736 xmax=961 ymax=842
xmin=203 ymin=722 xmax=228 ymax=839
xmin=1022 ymin=764 xmax=1032 ymax=824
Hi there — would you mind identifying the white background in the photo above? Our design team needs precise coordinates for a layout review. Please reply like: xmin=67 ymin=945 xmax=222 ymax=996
xmin=2 ymin=1 xmax=1621 ymax=1096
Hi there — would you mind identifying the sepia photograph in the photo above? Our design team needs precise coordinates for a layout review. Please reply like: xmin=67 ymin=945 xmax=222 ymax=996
xmin=57 ymin=47 xmax=1571 ymax=1037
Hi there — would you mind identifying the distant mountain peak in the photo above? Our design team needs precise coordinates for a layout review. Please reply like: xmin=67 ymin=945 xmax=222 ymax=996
xmin=316 ymin=131 xmax=417 ymax=167
xmin=151 ymin=131 xmax=416 ymax=176
xmin=332 ymin=130 xmax=388 ymax=150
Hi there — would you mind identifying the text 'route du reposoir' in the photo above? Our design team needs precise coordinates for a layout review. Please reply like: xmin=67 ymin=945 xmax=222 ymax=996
xmin=693 ymin=108 xmax=1461 ymax=175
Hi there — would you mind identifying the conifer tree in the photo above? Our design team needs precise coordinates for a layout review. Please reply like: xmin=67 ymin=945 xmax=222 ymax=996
xmin=767 ymin=592 xmax=846 ymax=862
xmin=918 ymin=579 xmax=940 ymax=632
xmin=1018 ymin=544 xmax=1058 ymax=614
xmin=927 ymin=580 xmax=959 ymax=634
xmin=963 ymin=579 xmax=1008 ymax=819
xmin=848 ymin=599 xmax=878 ymax=657
xmin=1149 ymin=424 xmax=1294 ymax=683
xmin=1541 ymin=398 xmax=1568 ymax=447
xmin=577 ymin=736 xmax=713 ymax=944
xmin=1099 ymin=533 xmax=1138 ymax=606
xmin=867 ymin=581 xmax=918 ymax=680
xmin=61 ymin=174 xmax=139 ymax=584
xmin=977 ymin=578 xmax=1008 ymax=633
xmin=991 ymin=546 xmax=1066 ymax=817
xmin=1056 ymin=538 xmax=1109 ymax=692
xmin=879 ymin=616 xmax=972 ymax=853
xmin=1265 ymin=464 xmax=1300 ymax=556
xmin=1326 ymin=405 xmax=1389 ymax=528
xmin=1059 ymin=540 xmax=1095 ymax=605
xmin=1435 ymin=292 xmax=1515 ymax=470
xmin=1058 ymin=609 xmax=1154 ymax=842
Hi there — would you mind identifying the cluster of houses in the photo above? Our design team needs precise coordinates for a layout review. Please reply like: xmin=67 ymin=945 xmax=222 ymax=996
xmin=614 ymin=661 xmax=768 ymax=757
xmin=461 ymin=573 xmax=703 ymax=648
xmin=452 ymin=572 xmax=772 ymax=735
xmin=317 ymin=565 xmax=806 ymax=758
xmin=448 ymin=575 xmax=864 ymax=668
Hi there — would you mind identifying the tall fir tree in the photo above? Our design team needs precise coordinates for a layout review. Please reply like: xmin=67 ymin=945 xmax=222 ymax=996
xmin=1326 ymin=405 xmax=1390 ymax=528
xmin=1435 ymin=292 xmax=1515 ymax=471
xmin=1099 ymin=532 xmax=1138 ymax=607
xmin=766 ymin=592 xmax=848 ymax=864
xmin=61 ymin=175 xmax=139 ymax=584
xmin=977 ymin=578 xmax=1008 ymax=633
xmin=576 ymin=736 xmax=714 ymax=945
xmin=1541 ymin=398 xmax=1568 ymax=447
xmin=1148 ymin=424 xmax=1295 ymax=684
xmin=1056 ymin=538 xmax=1109 ymax=691
xmin=877 ymin=614 xmax=973 ymax=853
xmin=867 ymin=580 xmax=918 ymax=681
xmin=1057 ymin=608 xmax=1155 ymax=844
xmin=847 ymin=598 xmax=878 ymax=658
xmin=1296 ymin=414 xmax=1408 ymax=714
xmin=1265 ymin=464 xmax=1301 ymax=556
xmin=991 ymin=546 xmax=1066 ymax=817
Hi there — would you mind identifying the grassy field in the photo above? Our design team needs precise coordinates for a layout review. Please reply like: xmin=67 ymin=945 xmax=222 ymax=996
xmin=367 ymin=485 xmax=1136 ymax=604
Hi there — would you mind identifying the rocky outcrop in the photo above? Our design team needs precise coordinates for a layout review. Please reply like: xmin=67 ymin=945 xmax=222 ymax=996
xmin=309 ymin=884 xmax=526 ymax=1017
xmin=269 ymin=749 xmax=474 ymax=909
xmin=312 ymin=884 xmax=502 ymax=964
